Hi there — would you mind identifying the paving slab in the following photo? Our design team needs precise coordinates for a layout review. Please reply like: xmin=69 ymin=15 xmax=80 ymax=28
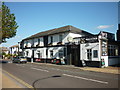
xmin=2 ymin=72 xmax=21 ymax=88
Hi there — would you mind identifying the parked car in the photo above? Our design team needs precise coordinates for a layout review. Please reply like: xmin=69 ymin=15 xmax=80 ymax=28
xmin=12 ymin=56 xmax=27 ymax=63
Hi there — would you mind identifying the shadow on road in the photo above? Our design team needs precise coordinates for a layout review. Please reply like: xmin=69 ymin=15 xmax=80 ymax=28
xmin=32 ymin=75 xmax=62 ymax=89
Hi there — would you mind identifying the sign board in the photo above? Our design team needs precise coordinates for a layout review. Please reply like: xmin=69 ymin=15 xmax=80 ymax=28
xmin=101 ymin=40 xmax=108 ymax=56
xmin=80 ymin=36 xmax=98 ymax=43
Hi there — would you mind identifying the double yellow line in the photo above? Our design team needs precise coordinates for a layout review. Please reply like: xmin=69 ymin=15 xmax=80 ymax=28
xmin=3 ymin=70 xmax=34 ymax=89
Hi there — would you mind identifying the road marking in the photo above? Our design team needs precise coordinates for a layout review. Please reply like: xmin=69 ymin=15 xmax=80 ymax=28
xmin=2 ymin=70 xmax=33 ymax=88
xmin=31 ymin=67 xmax=49 ymax=72
xmin=63 ymin=74 xmax=108 ymax=84
xmin=15 ymin=64 xmax=25 ymax=67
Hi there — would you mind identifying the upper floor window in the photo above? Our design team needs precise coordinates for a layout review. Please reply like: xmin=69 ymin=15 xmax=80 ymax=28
xmin=38 ymin=38 xmax=40 ymax=45
xmin=26 ymin=41 xmax=28 ymax=46
xmin=108 ymin=45 xmax=118 ymax=56
xmin=32 ymin=39 xmax=34 ymax=46
xmin=50 ymin=36 xmax=53 ymax=44
xmin=59 ymin=34 xmax=63 ymax=42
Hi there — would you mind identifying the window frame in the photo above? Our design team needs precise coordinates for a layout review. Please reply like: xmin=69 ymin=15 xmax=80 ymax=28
xmin=87 ymin=49 xmax=92 ymax=60
xmin=59 ymin=34 xmax=63 ymax=42
xmin=50 ymin=50 xmax=53 ymax=58
xmin=59 ymin=49 xmax=64 ymax=58
xmin=108 ymin=45 xmax=118 ymax=56
xmin=93 ymin=50 xmax=98 ymax=58
xmin=50 ymin=36 xmax=53 ymax=44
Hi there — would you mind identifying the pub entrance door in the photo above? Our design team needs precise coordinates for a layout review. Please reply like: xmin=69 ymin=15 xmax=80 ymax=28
xmin=67 ymin=45 xmax=82 ymax=66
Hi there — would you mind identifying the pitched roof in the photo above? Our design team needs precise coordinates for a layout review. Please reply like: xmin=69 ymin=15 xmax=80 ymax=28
xmin=0 ymin=47 xmax=9 ymax=51
xmin=10 ymin=44 xmax=19 ymax=48
xmin=23 ymin=25 xmax=93 ymax=41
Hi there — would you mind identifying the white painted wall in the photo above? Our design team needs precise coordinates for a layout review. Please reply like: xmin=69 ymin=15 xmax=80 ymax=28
xmin=47 ymin=47 xmax=64 ymax=59
xmin=63 ymin=33 xmax=82 ymax=44
xmin=80 ymin=42 xmax=100 ymax=61
xmin=101 ymin=56 xmax=108 ymax=67
xmin=11 ymin=47 xmax=19 ymax=55
xmin=22 ymin=32 xmax=90 ymax=60
xmin=24 ymin=49 xmax=32 ymax=58
xmin=34 ymin=48 xmax=46 ymax=58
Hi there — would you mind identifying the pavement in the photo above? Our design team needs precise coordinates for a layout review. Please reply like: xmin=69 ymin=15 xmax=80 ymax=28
xmin=0 ymin=59 xmax=22 ymax=88
xmin=2 ymin=72 xmax=21 ymax=88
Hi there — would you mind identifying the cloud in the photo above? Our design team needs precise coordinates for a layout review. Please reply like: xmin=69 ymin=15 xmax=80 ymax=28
xmin=97 ymin=25 xmax=114 ymax=29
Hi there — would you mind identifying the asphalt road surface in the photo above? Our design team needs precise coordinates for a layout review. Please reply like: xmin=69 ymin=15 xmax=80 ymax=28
xmin=1 ymin=60 xmax=119 ymax=88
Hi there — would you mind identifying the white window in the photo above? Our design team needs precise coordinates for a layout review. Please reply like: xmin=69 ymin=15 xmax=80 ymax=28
xmin=50 ymin=36 xmax=53 ymax=44
xmin=87 ymin=49 xmax=92 ymax=59
xmin=59 ymin=50 xmax=64 ymax=58
xmin=50 ymin=50 xmax=53 ymax=58
xmin=38 ymin=38 xmax=40 ymax=45
xmin=59 ymin=34 xmax=63 ymax=42
xmin=26 ymin=51 xmax=29 ymax=56
xmin=37 ymin=51 xmax=42 ymax=58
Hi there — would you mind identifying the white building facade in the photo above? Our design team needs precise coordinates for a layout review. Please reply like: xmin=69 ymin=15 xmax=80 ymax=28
xmin=20 ymin=25 xmax=120 ymax=67
xmin=74 ymin=31 xmax=120 ymax=67
xmin=10 ymin=45 xmax=19 ymax=55
xmin=20 ymin=25 xmax=93 ymax=65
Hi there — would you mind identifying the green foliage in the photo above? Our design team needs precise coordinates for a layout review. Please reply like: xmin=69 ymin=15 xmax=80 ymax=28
xmin=0 ymin=2 xmax=18 ymax=43
xmin=2 ymin=52 xmax=6 ymax=55
xmin=5 ymin=53 xmax=12 ymax=59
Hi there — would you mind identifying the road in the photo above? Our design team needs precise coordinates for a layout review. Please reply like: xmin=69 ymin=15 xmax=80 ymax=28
xmin=1 ymin=60 xmax=119 ymax=88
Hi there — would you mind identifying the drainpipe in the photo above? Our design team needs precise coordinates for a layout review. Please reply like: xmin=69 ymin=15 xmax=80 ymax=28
xmin=31 ymin=48 xmax=34 ymax=63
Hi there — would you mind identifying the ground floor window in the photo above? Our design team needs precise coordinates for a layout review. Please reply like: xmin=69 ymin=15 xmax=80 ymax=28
xmin=50 ymin=50 xmax=53 ymax=58
xmin=59 ymin=50 xmax=64 ymax=58
xmin=37 ymin=51 xmax=42 ymax=58
xmin=26 ymin=51 xmax=29 ymax=56
xmin=87 ymin=49 xmax=92 ymax=60
xmin=93 ymin=50 xmax=98 ymax=58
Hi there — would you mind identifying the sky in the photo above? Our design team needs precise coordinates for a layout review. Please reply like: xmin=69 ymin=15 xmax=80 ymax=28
xmin=1 ymin=2 xmax=119 ymax=47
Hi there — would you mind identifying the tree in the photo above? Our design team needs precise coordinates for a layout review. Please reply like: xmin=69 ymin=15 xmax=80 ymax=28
xmin=0 ymin=2 xmax=18 ymax=44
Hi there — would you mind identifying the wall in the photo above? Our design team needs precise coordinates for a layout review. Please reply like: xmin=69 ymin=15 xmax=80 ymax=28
xmin=101 ymin=56 xmax=108 ymax=67
xmin=24 ymin=49 xmax=32 ymax=58
xmin=11 ymin=47 xmax=19 ymax=55
xmin=108 ymin=56 xmax=120 ymax=66
xmin=80 ymin=42 xmax=100 ymax=61
xmin=47 ymin=46 xmax=64 ymax=59
xmin=34 ymin=48 xmax=46 ymax=58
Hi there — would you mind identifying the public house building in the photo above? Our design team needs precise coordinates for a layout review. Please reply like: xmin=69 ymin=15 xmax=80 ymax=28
xmin=20 ymin=25 xmax=120 ymax=67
